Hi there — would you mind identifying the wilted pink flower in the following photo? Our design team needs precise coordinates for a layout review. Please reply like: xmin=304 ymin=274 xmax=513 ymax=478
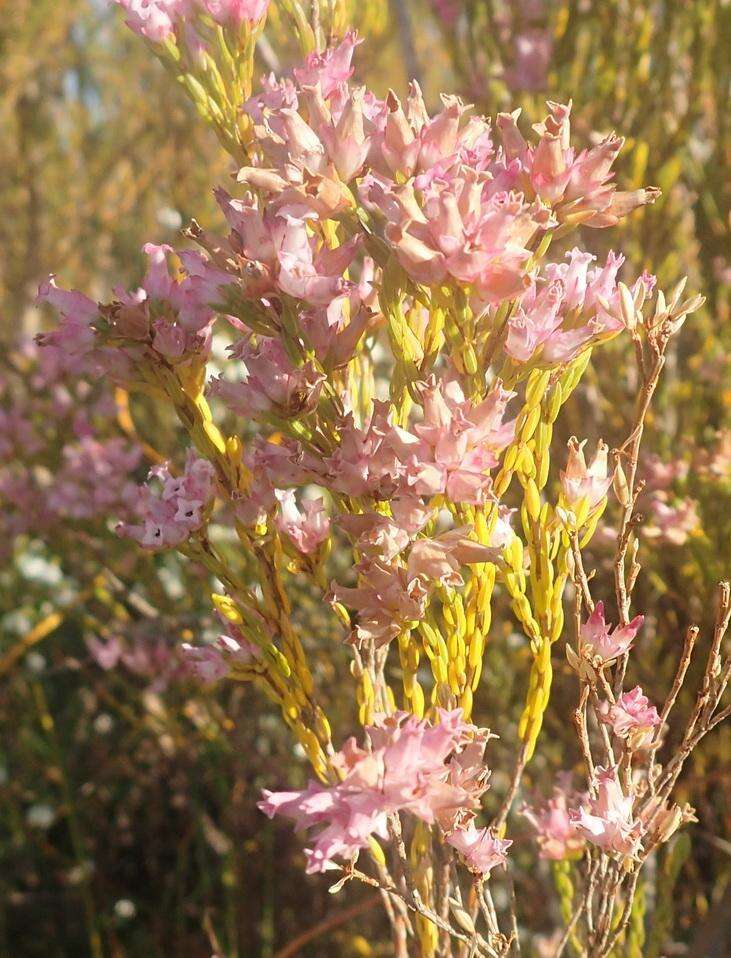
xmin=560 ymin=437 xmax=612 ymax=513
xmin=275 ymin=490 xmax=330 ymax=554
xmin=406 ymin=529 xmax=499 ymax=587
xmin=580 ymin=602 xmax=644 ymax=664
xmin=600 ymin=686 xmax=661 ymax=748
xmin=209 ymin=336 xmax=324 ymax=418
xmin=570 ymin=766 xmax=644 ymax=856
xmin=522 ymin=776 xmax=587 ymax=859
xmin=639 ymin=796 xmax=696 ymax=847
xmin=118 ymin=449 xmax=216 ymax=549
xmin=446 ymin=822 xmax=512 ymax=875
xmin=329 ymin=557 xmax=428 ymax=646
xmin=259 ymin=710 xmax=492 ymax=873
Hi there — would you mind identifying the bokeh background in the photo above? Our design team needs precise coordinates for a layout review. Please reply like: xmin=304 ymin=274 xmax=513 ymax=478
xmin=1 ymin=1 xmax=729 ymax=955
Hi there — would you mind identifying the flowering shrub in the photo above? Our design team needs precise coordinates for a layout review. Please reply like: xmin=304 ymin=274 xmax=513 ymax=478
xmin=7 ymin=0 xmax=729 ymax=954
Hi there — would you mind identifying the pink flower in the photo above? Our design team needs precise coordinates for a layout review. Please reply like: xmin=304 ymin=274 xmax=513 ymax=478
xmin=430 ymin=0 xmax=459 ymax=27
xmin=599 ymin=686 xmax=661 ymax=748
xmin=324 ymin=403 xmax=419 ymax=499
xmin=580 ymin=602 xmax=644 ymax=664
xmin=506 ymin=249 xmax=640 ymax=364
xmin=446 ymin=823 xmax=512 ymax=875
xmin=560 ymin=437 xmax=612 ymax=514
xmin=259 ymin=710 xmax=492 ymax=873
xmin=203 ymin=0 xmax=270 ymax=24
xmin=183 ymin=630 xmax=259 ymax=682
xmin=497 ymin=102 xmax=660 ymax=226
xmin=338 ymin=500 xmax=432 ymax=562
xmin=46 ymin=437 xmax=141 ymax=520
xmin=504 ymin=30 xmax=553 ymax=92
xmin=570 ymin=766 xmax=644 ymax=856
xmin=35 ymin=276 xmax=99 ymax=372
xmin=522 ymin=776 xmax=587 ymax=860
xmin=642 ymin=454 xmax=688 ymax=492
xmin=645 ymin=494 xmax=700 ymax=546
xmin=275 ymin=490 xmax=330 ymax=554
xmin=293 ymin=31 xmax=361 ymax=100
xmin=117 ymin=450 xmax=216 ymax=549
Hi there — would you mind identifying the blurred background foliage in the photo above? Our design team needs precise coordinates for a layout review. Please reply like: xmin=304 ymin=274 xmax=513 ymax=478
xmin=1 ymin=0 xmax=729 ymax=955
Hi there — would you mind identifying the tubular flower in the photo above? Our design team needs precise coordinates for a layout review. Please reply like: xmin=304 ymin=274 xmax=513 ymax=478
xmin=570 ymin=766 xmax=644 ymax=857
xmin=560 ymin=437 xmax=612 ymax=515
xmin=579 ymin=602 xmax=644 ymax=665
xmin=599 ymin=686 xmax=661 ymax=749
xmin=259 ymin=710 xmax=493 ymax=873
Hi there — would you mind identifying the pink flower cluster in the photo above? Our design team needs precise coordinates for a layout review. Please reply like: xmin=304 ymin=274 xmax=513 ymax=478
xmin=37 ymin=243 xmax=228 ymax=380
xmin=506 ymin=251 xmax=654 ymax=364
xmin=324 ymin=379 xmax=515 ymax=505
xmin=0 ymin=340 xmax=143 ymax=549
xmin=570 ymin=767 xmax=644 ymax=857
xmin=88 ymin=625 xmax=188 ymax=692
xmin=329 ymin=525 xmax=502 ymax=647
xmin=118 ymin=449 xmax=216 ymax=549
xmin=259 ymin=709 xmax=509 ymax=875
xmin=522 ymin=776 xmax=587 ymax=860
xmin=600 ymin=686 xmax=661 ymax=749
xmin=114 ymin=0 xmax=269 ymax=42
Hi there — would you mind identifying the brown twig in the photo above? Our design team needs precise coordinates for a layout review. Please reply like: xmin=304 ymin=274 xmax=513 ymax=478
xmin=273 ymin=896 xmax=379 ymax=958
